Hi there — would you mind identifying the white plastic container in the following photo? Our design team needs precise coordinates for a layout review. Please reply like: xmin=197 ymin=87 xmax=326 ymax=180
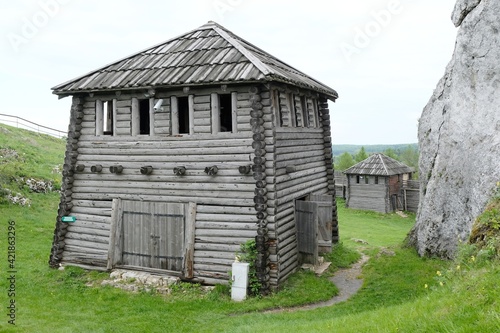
xmin=231 ymin=262 xmax=250 ymax=301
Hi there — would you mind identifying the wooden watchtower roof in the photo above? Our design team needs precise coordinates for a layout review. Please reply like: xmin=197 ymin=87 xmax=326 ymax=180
xmin=52 ymin=21 xmax=338 ymax=100
xmin=344 ymin=153 xmax=414 ymax=176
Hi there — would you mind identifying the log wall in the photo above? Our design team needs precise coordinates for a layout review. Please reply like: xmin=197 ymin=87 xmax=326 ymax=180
xmin=52 ymin=84 xmax=336 ymax=290
xmin=57 ymin=87 xmax=261 ymax=285
xmin=269 ymin=90 xmax=332 ymax=286
xmin=346 ymin=175 xmax=389 ymax=213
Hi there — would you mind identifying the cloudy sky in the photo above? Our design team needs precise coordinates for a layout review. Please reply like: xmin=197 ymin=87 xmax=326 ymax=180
xmin=1 ymin=0 xmax=458 ymax=144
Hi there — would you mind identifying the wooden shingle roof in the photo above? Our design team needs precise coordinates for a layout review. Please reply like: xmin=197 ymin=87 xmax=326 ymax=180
xmin=344 ymin=153 xmax=414 ymax=176
xmin=52 ymin=21 xmax=338 ymax=99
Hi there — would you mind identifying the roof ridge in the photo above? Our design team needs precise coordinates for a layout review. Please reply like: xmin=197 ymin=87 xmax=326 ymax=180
xmin=378 ymin=153 xmax=389 ymax=175
xmin=211 ymin=25 xmax=272 ymax=76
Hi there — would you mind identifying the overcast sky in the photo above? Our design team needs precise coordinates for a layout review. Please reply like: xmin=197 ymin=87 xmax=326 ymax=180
xmin=1 ymin=0 xmax=458 ymax=144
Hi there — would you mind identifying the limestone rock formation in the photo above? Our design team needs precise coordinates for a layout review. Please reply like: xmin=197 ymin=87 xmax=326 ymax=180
xmin=407 ymin=0 xmax=500 ymax=258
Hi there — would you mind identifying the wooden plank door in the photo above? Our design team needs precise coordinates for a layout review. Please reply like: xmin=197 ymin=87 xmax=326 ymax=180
xmin=295 ymin=200 xmax=319 ymax=265
xmin=309 ymin=194 xmax=333 ymax=253
xmin=108 ymin=200 xmax=194 ymax=275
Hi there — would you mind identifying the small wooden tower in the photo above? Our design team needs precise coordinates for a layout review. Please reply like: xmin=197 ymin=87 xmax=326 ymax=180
xmin=49 ymin=21 xmax=339 ymax=292
xmin=344 ymin=153 xmax=414 ymax=213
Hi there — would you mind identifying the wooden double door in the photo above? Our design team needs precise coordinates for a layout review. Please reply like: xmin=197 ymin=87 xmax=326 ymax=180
xmin=108 ymin=200 xmax=195 ymax=278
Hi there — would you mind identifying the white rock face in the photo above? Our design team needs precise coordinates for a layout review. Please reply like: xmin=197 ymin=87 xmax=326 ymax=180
xmin=408 ymin=0 xmax=500 ymax=258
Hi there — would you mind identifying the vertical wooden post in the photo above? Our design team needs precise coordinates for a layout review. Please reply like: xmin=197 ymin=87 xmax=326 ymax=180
xmin=149 ymin=98 xmax=155 ymax=136
xmin=107 ymin=198 xmax=119 ymax=270
xmin=112 ymin=98 xmax=117 ymax=136
xmin=211 ymin=93 xmax=220 ymax=134
xmin=171 ymin=96 xmax=179 ymax=136
xmin=188 ymin=94 xmax=195 ymax=135
xmin=288 ymin=93 xmax=297 ymax=127
xmin=183 ymin=202 xmax=196 ymax=279
xmin=131 ymin=97 xmax=139 ymax=136
xmin=95 ymin=100 xmax=103 ymax=136
xmin=231 ymin=92 xmax=238 ymax=133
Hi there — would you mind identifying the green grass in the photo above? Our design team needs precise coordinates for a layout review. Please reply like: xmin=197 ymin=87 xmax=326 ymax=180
xmin=0 ymin=123 xmax=65 ymax=194
xmin=1 ymin=125 xmax=500 ymax=332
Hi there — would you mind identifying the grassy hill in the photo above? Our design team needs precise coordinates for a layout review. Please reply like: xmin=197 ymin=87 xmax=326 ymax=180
xmin=0 ymin=124 xmax=499 ymax=332
xmin=0 ymin=124 xmax=65 ymax=203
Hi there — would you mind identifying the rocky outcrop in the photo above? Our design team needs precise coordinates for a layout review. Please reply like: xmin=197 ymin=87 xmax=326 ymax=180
xmin=407 ymin=0 xmax=500 ymax=258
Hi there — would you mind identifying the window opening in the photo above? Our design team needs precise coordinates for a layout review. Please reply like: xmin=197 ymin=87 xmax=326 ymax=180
xmin=178 ymin=96 xmax=189 ymax=134
xmin=139 ymin=99 xmax=150 ymax=135
xmin=219 ymin=94 xmax=232 ymax=132
xmin=103 ymin=101 xmax=113 ymax=135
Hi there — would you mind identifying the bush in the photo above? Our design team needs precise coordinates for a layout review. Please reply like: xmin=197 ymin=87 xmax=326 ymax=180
xmin=235 ymin=239 xmax=262 ymax=296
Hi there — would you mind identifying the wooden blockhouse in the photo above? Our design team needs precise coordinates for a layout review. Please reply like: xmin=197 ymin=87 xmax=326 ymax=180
xmin=344 ymin=153 xmax=414 ymax=213
xmin=49 ymin=21 xmax=339 ymax=292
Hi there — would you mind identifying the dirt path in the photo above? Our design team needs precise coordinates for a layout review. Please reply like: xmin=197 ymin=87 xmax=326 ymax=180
xmin=263 ymin=254 xmax=369 ymax=313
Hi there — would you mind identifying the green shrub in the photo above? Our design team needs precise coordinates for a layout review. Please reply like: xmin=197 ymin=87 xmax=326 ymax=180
xmin=235 ymin=239 xmax=262 ymax=296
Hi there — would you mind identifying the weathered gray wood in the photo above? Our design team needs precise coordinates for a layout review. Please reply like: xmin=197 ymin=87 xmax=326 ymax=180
xmin=195 ymin=229 xmax=256 ymax=237
xmin=112 ymin=99 xmax=117 ymax=136
xmin=74 ymin=173 xmax=255 ymax=184
xmin=71 ymin=200 xmax=112 ymax=208
xmin=193 ymin=257 xmax=234 ymax=266
xmin=110 ymin=198 xmax=123 ymax=267
xmin=72 ymin=181 xmax=254 ymax=192
xmin=196 ymin=205 xmax=254 ymax=214
xmin=107 ymin=198 xmax=119 ymax=269
xmin=194 ymin=236 xmax=250 ymax=244
xmin=65 ymin=245 xmax=107 ymax=256
xmin=197 ymin=222 xmax=256 ymax=230
xmin=183 ymin=202 xmax=196 ymax=278
xmin=71 ymin=213 xmax=110 ymax=224
xmin=276 ymin=168 xmax=328 ymax=190
xmin=194 ymin=251 xmax=235 ymax=260
xmin=119 ymin=200 xmax=185 ymax=271
xmin=211 ymin=93 xmax=219 ymax=134
xmin=64 ymin=238 xmax=109 ymax=251
xmin=67 ymin=226 xmax=109 ymax=237
xmin=65 ymin=231 xmax=109 ymax=245
xmin=149 ymin=98 xmax=155 ymax=136
xmin=76 ymin=146 xmax=252 ymax=156
xmin=70 ymin=187 xmax=254 ymax=200
xmin=70 ymin=206 xmax=112 ymax=216
xmin=309 ymin=194 xmax=333 ymax=253
xmin=79 ymin=131 xmax=251 ymax=142
xmin=188 ymin=95 xmax=195 ymax=135
xmin=68 ymin=221 xmax=110 ymax=233
xmin=276 ymin=181 xmax=328 ymax=207
xmin=76 ymin=154 xmax=251 ymax=162
xmin=95 ymin=100 xmax=103 ymax=136
xmin=196 ymin=213 xmax=256 ymax=222
xmin=171 ymin=96 xmax=179 ymax=135
xmin=131 ymin=98 xmax=139 ymax=136
xmin=194 ymin=243 xmax=240 ymax=252
xmin=72 ymin=192 xmax=255 ymax=206
xmin=231 ymin=92 xmax=238 ymax=133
